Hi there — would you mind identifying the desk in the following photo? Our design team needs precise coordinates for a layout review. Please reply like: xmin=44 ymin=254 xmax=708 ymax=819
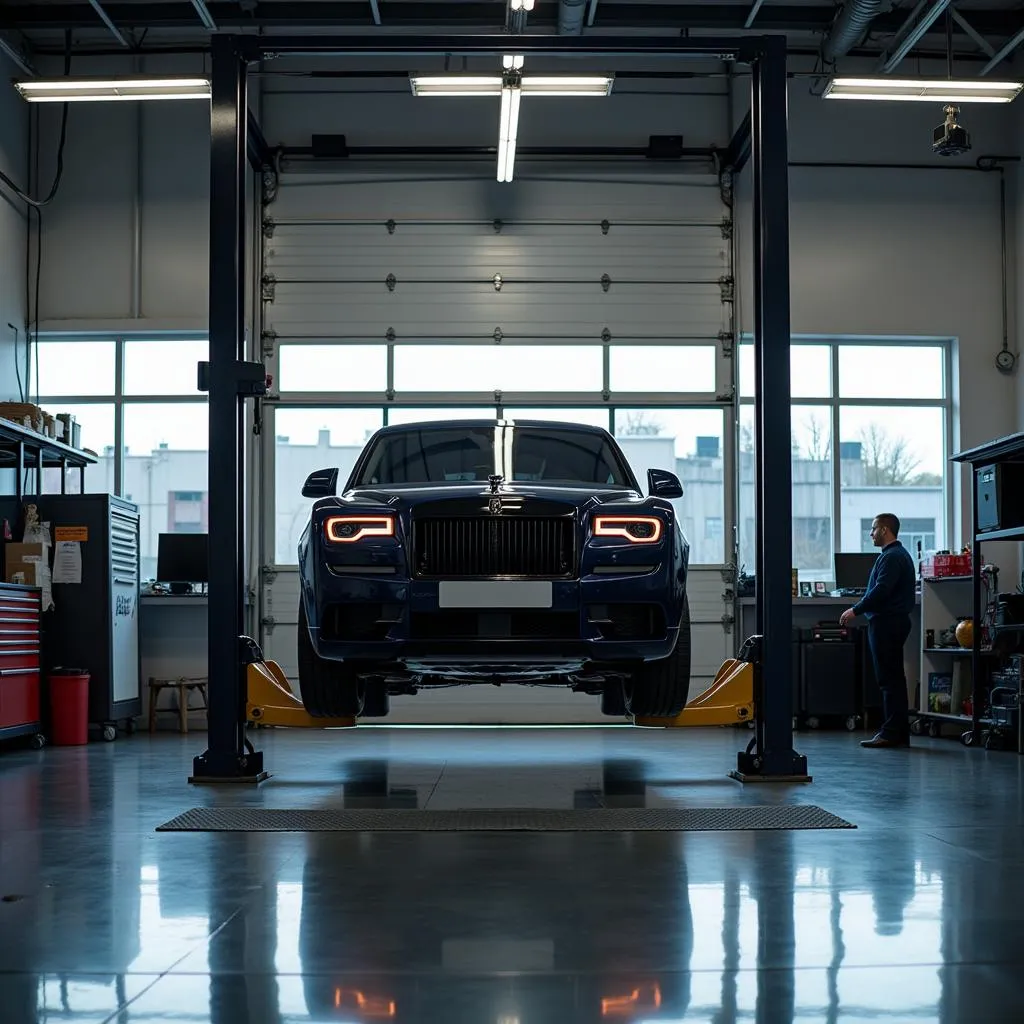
xmin=139 ymin=595 xmax=208 ymax=729
xmin=736 ymin=596 xmax=922 ymax=712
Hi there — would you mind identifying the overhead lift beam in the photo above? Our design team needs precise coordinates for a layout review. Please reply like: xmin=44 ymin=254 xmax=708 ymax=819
xmin=193 ymin=31 xmax=805 ymax=784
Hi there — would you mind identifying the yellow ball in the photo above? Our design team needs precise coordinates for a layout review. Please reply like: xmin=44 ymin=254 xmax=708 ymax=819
xmin=955 ymin=618 xmax=974 ymax=648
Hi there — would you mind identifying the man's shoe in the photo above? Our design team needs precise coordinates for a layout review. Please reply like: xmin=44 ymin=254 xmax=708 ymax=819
xmin=860 ymin=735 xmax=910 ymax=748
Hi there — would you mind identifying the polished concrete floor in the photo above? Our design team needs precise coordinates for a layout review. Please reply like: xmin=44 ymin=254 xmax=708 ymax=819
xmin=1 ymin=723 xmax=1023 ymax=1023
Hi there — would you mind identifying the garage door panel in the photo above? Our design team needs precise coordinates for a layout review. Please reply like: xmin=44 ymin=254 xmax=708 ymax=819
xmin=266 ymin=223 xmax=727 ymax=279
xmin=267 ymin=283 xmax=726 ymax=341
xmin=268 ymin=175 xmax=726 ymax=222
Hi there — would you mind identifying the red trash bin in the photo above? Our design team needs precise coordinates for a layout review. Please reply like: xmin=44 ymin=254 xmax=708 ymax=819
xmin=49 ymin=670 xmax=91 ymax=746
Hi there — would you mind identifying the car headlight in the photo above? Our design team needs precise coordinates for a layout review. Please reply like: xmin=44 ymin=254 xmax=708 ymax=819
xmin=324 ymin=515 xmax=395 ymax=543
xmin=593 ymin=516 xmax=663 ymax=543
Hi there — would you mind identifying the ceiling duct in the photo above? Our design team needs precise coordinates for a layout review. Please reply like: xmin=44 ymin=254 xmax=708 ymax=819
xmin=559 ymin=0 xmax=587 ymax=35
xmin=822 ymin=0 xmax=886 ymax=62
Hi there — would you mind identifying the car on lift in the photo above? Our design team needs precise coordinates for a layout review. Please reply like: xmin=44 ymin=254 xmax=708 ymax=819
xmin=296 ymin=419 xmax=691 ymax=719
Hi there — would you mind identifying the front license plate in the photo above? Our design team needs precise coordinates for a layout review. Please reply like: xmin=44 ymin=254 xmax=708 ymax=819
xmin=438 ymin=581 xmax=553 ymax=609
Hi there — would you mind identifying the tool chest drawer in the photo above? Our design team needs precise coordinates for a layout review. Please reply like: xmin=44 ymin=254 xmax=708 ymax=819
xmin=0 ymin=584 xmax=42 ymax=738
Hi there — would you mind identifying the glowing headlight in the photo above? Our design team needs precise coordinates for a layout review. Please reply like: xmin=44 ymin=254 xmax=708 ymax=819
xmin=324 ymin=515 xmax=395 ymax=543
xmin=593 ymin=516 xmax=663 ymax=543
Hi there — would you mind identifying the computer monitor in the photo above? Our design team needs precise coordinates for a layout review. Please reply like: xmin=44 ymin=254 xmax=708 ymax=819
xmin=157 ymin=533 xmax=209 ymax=593
xmin=833 ymin=552 xmax=876 ymax=591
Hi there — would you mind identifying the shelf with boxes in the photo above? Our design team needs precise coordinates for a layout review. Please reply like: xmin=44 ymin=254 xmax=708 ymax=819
xmin=0 ymin=409 xmax=96 ymax=499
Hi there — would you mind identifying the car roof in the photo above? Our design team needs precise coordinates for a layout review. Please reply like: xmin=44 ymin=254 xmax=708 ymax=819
xmin=374 ymin=418 xmax=610 ymax=436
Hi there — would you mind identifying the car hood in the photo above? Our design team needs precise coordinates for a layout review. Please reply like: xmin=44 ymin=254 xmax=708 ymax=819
xmin=318 ymin=482 xmax=646 ymax=515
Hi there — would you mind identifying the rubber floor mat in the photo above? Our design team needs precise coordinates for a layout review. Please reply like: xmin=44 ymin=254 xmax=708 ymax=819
xmin=157 ymin=805 xmax=855 ymax=832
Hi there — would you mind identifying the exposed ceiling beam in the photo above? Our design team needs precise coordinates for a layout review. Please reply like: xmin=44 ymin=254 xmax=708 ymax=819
xmin=0 ymin=29 xmax=35 ymax=75
xmin=951 ymin=8 xmax=995 ymax=57
xmin=87 ymin=0 xmax=129 ymax=47
xmin=190 ymin=0 xmax=217 ymax=31
xmin=369 ymin=0 xmax=381 ymax=26
xmin=586 ymin=0 xmax=599 ymax=28
xmin=4 ymin=3 xmax=1021 ymax=36
xmin=744 ymin=0 xmax=766 ymax=30
xmin=877 ymin=0 xmax=952 ymax=72
xmin=979 ymin=23 xmax=1024 ymax=76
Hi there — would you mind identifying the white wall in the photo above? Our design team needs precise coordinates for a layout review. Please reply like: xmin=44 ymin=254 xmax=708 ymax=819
xmin=34 ymin=54 xmax=210 ymax=333
xmin=0 ymin=51 xmax=28 ymax=400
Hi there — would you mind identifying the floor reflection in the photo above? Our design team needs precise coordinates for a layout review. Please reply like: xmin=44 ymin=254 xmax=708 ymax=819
xmin=2 ymin=728 xmax=1024 ymax=1023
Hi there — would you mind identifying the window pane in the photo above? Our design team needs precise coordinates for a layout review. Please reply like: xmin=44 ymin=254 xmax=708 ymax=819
xmin=274 ymin=409 xmax=383 ymax=564
xmin=40 ymin=403 xmax=115 ymax=495
xmin=124 ymin=339 xmax=208 ymax=396
xmin=839 ymin=406 xmax=945 ymax=557
xmin=393 ymin=345 xmax=602 ymax=392
xmin=123 ymin=403 xmax=209 ymax=582
xmin=609 ymin=346 xmax=715 ymax=392
xmin=838 ymin=345 xmax=944 ymax=399
xmin=279 ymin=345 xmax=388 ymax=392
xmin=738 ymin=343 xmax=831 ymax=399
xmin=37 ymin=341 xmax=115 ymax=397
xmin=738 ymin=404 xmax=834 ymax=582
xmin=616 ymin=408 xmax=725 ymax=564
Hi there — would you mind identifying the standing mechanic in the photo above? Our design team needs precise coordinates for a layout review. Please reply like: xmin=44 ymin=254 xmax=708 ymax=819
xmin=839 ymin=513 xmax=917 ymax=748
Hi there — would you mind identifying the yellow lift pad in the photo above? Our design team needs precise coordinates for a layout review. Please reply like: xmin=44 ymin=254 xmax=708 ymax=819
xmin=634 ymin=658 xmax=755 ymax=728
xmin=246 ymin=660 xmax=356 ymax=729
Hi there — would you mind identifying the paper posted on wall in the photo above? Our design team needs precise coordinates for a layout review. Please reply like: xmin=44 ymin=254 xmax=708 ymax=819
xmin=52 ymin=541 xmax=82 ymax=585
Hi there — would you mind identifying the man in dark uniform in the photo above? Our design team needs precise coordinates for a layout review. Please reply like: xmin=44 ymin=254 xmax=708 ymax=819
xmin=839 ymin=513 xmax=917 ymax=748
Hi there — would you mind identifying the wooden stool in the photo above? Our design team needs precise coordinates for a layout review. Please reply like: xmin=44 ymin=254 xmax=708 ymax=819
xmin=148 ymin=677 xmax=209 ymax=734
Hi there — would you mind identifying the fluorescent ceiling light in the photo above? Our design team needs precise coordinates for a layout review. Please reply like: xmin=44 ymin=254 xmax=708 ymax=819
xmin=521 ymin=76 xmax=614 ymax=96
xmin=409 ymin=75 xmax=503 ymax=96
xmin=410 ymin=74 xmax=613 ymax=98
xmin=497 ymin=84 xmax=521 ymax=183
xmin=510 ymin=0 xmax=535 ymax=10
xmin=503 ymin=54 xmax=525 ymax=71
xmin=823 ymin=77 xmax=1022 ymax=103
xmin=15 ymin=76 xmax=211 ymax=102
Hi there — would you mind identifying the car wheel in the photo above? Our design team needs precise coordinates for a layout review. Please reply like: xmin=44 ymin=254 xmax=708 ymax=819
xmin=624 ymin=595 xmax=692 ymax=718
xmin=297 ymin=599 xmax=363 ymax=717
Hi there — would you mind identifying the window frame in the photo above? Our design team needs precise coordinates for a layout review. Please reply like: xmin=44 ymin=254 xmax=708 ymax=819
xmin=34 ymin=332 xmax=209 ymax=498
xmin=736 ymin=335 xmax=955 ymax=570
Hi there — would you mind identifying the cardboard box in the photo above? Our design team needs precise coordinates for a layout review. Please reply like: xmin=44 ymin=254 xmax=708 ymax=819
xmin=5 ymin=542 xmax=49 ymax=586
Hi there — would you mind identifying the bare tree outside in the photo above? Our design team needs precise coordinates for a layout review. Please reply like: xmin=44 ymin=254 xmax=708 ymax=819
xmin=618 ymin=411 xmax=663 ymax=437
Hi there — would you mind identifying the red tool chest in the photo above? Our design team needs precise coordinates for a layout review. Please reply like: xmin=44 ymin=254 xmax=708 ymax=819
xmin=0 ymin=583 xmax=45 ymax=748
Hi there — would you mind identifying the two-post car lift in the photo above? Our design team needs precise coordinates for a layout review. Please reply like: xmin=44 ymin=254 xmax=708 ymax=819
xmin=190 ymin=31 xmax=809 ymax=785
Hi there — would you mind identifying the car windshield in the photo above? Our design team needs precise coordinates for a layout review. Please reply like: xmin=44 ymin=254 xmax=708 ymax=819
xmin=351 ymin=425 xmax=633 ymax=487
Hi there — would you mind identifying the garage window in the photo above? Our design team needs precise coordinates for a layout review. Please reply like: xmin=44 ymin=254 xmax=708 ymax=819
xmin=738 ymin=338 xmax=952 ymax=583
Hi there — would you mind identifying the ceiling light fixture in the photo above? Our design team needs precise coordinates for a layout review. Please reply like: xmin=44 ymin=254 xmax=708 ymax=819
xmin=497 ymin=82 xmax=522 ymax=183
xmin=822 ymin=77 xmax=1022 ymax=103
xmin=409 ymin=75 xmax=504 ymax=97
xmin=521 ymin=76 xmax=615 ymax=96
xmin=14 ymin=75 xmax=211 ymax=102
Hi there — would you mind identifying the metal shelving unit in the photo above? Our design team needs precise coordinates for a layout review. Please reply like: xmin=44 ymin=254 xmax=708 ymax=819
xmin=0 ymin=417 xmax=97 ymax=499
xmin=952 ymin=431 xmax=1024 ymax=750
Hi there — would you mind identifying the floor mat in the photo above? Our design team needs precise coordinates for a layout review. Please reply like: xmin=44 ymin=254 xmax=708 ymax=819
xmin=157 ymin=805 xmax=855 ymax=832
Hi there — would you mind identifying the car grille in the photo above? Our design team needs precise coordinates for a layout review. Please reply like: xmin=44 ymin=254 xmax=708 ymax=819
xmin=414 ymin=516 xmax=575 ymax=578
xmin=409 ymin=611 xmax=580 ymax=640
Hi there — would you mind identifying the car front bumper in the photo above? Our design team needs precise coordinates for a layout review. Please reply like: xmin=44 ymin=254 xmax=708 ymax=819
xmin=306 ymin=566 xmax=684 ymax=671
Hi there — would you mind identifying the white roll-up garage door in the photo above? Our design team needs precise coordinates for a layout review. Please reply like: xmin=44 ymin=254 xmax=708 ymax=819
xmin=259 ymin=169 xmax=737 ymax=724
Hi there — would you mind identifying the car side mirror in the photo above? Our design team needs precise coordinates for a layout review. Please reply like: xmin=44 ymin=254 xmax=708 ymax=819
xmin=302 ymin=467 xmax=339 ymax=498
xmin=648 ymin=468 xmax=683 ymax=499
